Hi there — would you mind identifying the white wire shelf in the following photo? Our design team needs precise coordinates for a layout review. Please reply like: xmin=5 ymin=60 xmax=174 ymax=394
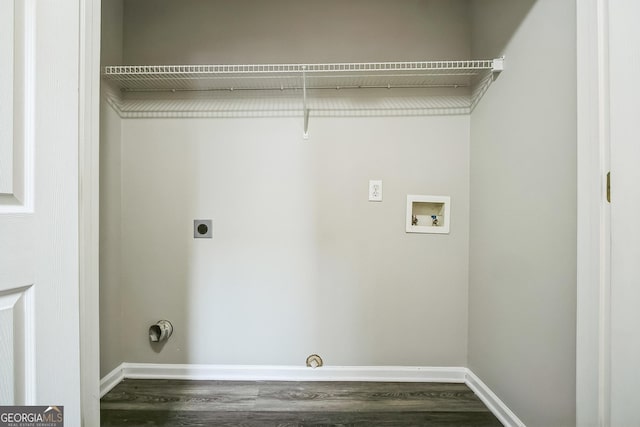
xmin=103 ymin=59 xmax=501 ymax=92
xmin=102 ymin=58 xmax=504 ymax=136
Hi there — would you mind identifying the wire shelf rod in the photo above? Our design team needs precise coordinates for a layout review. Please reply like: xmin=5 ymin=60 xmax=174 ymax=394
xmin=119 ymin=83 xmax=472 ymax=94
xmin=109 ymin=72 xmax=483 ymax=83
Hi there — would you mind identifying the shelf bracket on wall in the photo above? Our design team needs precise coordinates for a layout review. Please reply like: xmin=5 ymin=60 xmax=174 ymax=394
xmin=302 ymin=66 xmax=309 ymax=139
xmin=470 ymin=56 xmax=505 ymax=112
xmin=492 ymin=56 xmax=505 ymax=75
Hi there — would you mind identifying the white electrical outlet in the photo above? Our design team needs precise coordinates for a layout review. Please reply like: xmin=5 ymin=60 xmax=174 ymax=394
xmin=369 ymin=180 xmax=383 ymax=201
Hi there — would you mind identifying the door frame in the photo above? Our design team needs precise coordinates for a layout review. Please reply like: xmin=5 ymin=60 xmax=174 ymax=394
xmin=576 ymin=0 xmax=611 ymax=426
xmin=79 ymin=0 xmax=101 ymax=424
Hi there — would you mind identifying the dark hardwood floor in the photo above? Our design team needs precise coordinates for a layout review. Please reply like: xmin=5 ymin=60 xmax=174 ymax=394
xmin=101 ymin=379 xmax=503 ymax=426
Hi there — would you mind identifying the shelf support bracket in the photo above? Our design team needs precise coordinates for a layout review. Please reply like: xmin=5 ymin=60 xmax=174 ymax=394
xmin=492 ymin=56 xmax=505 ymax=75
xmin=302 ymin=66 xmax=309 ymax=139
xmin=304 ymin=108 xmax=310 ymax=140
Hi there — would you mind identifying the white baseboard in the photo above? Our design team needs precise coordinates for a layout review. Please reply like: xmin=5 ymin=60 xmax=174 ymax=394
xmin=100 ymin=363 xmax=524 ymax=426
xmin=465 ymin=369 xmax=526 ymax=427
xmin=100 ymin=363 xmax=466 ymax=396
xmin=100 ymin=364 xmax=125 ymax=398
xmin=121 ymin=363 xmax=467 ymax=383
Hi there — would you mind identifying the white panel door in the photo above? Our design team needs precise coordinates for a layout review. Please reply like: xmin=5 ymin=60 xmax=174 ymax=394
xmin=0 ymin=0 xmax=82 ymax=421
xmin=610 ymin=0 xmax=640 ymax=425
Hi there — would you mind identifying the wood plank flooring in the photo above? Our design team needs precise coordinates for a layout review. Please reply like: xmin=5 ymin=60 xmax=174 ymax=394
xmin=101 ymin=379 xmax=503 ymax=426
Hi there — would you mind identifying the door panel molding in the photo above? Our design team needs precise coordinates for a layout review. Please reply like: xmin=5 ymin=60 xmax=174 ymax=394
xmin=0 ymin=0 xmax=35 ymax=213
xmin=0 ymin=0 xmax=15 ymax=195
xmin=0 ymin=285 xmax=35 ymax=405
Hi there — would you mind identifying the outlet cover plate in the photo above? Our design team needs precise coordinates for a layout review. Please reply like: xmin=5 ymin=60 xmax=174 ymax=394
xmin=369 ymin=180 xmax=383 ymax=202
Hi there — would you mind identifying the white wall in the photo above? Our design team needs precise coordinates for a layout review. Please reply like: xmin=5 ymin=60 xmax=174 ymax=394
xmin=96 ymin=0 xmax=474 ymax=369
xmin=122 ymin=0 xmax=470 ymax=64
xmin=99 ymin=0 xmax=123 ymax=377
xmin=468 ymin=1 xmax=577 ymax=426
xmin=120 ymin=116 xmax=470 ymax=366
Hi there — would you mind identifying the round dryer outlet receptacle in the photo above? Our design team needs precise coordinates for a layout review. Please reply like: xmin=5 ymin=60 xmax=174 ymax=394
xmin=193 ymin=219 xmax=212 ymax=238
